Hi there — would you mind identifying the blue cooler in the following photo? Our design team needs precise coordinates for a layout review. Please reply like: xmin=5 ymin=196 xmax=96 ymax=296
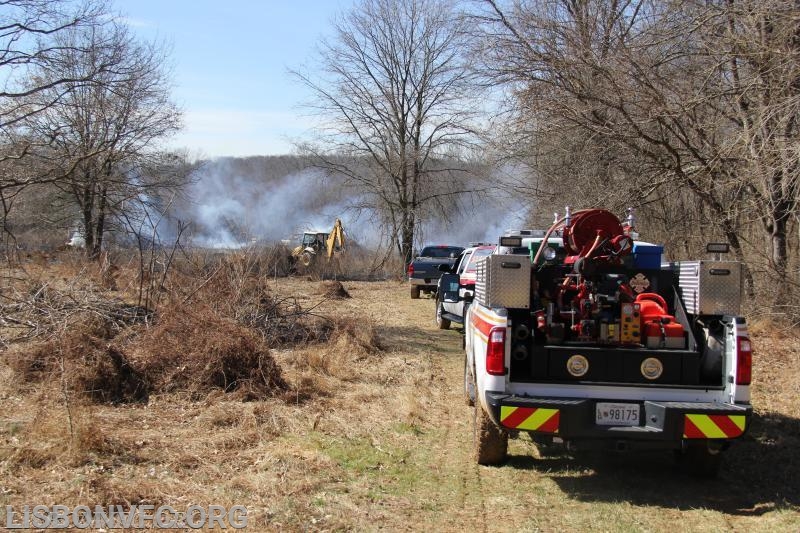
xmin=632 ymin=243 xmax=663 ymax=269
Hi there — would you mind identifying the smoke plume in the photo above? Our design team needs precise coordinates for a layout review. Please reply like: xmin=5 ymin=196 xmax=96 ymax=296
xmin=177 ymin=156 xmax=531 ymax=250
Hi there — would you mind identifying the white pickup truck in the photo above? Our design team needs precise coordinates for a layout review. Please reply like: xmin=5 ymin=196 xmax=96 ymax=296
xmin=464 ymin=210 xmax=752 ymax=477
xmin=435 ymin=244 xmax=495 ymax=329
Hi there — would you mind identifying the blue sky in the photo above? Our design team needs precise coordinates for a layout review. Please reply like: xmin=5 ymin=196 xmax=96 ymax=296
xmin=115 ymin=0 xmax=353 ymax=158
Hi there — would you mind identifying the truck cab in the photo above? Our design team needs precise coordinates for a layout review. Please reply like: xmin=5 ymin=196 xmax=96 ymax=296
xmin=301 ymin=231 xmax=328 ymax=250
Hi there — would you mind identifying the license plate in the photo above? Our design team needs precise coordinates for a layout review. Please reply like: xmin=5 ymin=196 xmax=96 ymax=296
xmin=596 ymin=403 xmax=640 ymax=426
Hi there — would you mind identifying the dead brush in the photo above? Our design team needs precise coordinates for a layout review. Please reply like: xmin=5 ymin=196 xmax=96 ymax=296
xmin=326 ymin=316 xmax=384 ymax=356
xmin=235 ymin=290 xmax=334 ymax=346
xmin=196 ymin=402 xmax=247 ymax=428
xmin=286 ymin=316 xmax=384 ymax=382
xmin=178 ymin=259 xmax=338 ymax=347
xmin=8 ymin=315 xmax=149 ymax=404
xmin=4 ymin=399 xmax=115 ymax=469
xmin=0 ymin=273 xmax=150 ymax=344
xmin=128 ymin=304 xmax=288 ymax=400
xmin=285 ymin=371 xmax=335 ymax=401
xmin=318 ymin=280 xmax=351 ymax=299
xmin=4 ymin=248 xmax=387 ymax=408
xmin=6 ymin=300 xmax=290 ymax=403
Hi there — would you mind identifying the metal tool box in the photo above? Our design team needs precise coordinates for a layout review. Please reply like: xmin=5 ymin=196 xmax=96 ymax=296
xmin=475 ymin=254 xmax=531 ymax=309
xmin=673 ymin=260 xmax=743 ymax=316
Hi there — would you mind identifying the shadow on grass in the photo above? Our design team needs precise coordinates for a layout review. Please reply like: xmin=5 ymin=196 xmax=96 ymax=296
xmin=505 ymin=412 xmax=799 ymax=515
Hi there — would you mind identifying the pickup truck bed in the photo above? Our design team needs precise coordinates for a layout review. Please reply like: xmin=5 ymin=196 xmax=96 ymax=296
xmin=408 ymin=245 xmax=463 ymax=298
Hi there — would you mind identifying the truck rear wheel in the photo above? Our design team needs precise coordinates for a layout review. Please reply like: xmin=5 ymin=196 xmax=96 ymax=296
xmin=410 ymin=285 xmax=421 ymax=299
xmin=473 ymin=401 xmax=508 ymax=465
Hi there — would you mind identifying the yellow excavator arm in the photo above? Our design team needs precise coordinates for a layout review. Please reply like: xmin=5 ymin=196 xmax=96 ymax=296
xmin=326 ymin=218 xmax=345 ymax=258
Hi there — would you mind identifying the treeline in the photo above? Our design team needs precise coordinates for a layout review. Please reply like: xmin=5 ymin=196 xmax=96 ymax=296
xmin=3 ymin=0 xmax=798 ymax=315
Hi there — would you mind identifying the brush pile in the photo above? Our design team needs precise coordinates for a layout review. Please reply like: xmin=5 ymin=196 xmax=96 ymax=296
xmin=130 ymin=305 xmax=287 ymax=400
xmin=2 ymin=250 xmax=384 ymax=405
xmin=8 ymin=305 xmax=289 ymax=403
xmin=0 ymin=280 xmax=149 ymax=345
xmin=319 ymin=280 xmax=351 ymax=300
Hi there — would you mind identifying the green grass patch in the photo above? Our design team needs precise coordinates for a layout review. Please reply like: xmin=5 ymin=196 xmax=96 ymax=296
xmin=392 ymin=421 xmax=424 ymax=436
xmin=307 ymin=432 xmax=451 ymax=502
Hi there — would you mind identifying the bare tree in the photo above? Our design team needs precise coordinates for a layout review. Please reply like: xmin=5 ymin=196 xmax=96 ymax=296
xmin=294 ymin=0 xmax=482 ymax=268
xmin=721 ymin=1 xmax=800 ymax=293
xmin=20 ymin=21 xmax=183 ymax=257
xmin=475 ymin=0 xmax=800 ymax=302
xmin=0 ymin=0 xmax=112 ymax=251
xmin=0 ymin=0 xmax=109 ymax=130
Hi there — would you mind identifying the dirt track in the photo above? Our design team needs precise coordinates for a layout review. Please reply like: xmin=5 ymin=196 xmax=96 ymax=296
xmin=1 ymin=279 xmax=798 ymax=531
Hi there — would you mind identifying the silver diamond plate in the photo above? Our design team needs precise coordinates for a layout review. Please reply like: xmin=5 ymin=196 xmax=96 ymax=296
xmin=676 ymin=261 xmax=742 ymax=315
xmin=474 ymin=254 xmax=531 ymax=309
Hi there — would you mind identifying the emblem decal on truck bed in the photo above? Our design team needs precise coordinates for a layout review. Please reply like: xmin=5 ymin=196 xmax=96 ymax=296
xmin=629 ymin=273 xmax=650 ymax=293
xmin=500 ymin=406 xmax=560 ymax=433
xmin=566 ymin=354 xmax=589 ymax=377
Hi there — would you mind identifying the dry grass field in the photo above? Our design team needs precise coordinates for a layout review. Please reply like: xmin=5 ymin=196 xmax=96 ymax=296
xmin=1 ymin=252 xmax=798 ymax=531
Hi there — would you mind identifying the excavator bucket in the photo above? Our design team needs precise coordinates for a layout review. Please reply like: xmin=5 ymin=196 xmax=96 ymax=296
xmin=326 ymin=219 xmax=346 ymax=258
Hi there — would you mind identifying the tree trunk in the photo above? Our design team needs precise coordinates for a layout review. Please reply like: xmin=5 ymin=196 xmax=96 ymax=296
xmin=769 ymin=203 xmax=791 ymax=305
xmin=92 ymin=183 xmax=108 ymax=258
xmin=720 ymin=219 xmax=755 ymax=300
xmin=400 ymin=210 xmax=415 ymax=273
xmin=82 ymin=205 xmax=94 ymax=256
xmin=79 ymin=169 xmax=96 ymax=257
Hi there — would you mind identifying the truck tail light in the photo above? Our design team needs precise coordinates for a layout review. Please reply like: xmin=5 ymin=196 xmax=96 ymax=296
xmin=736 ymin=336 xmax=752 ymax=385
xmin=486 ymin=327 xmax=506 ymax=376
xmin=407 ymin=263 xmax=414 ymax=277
